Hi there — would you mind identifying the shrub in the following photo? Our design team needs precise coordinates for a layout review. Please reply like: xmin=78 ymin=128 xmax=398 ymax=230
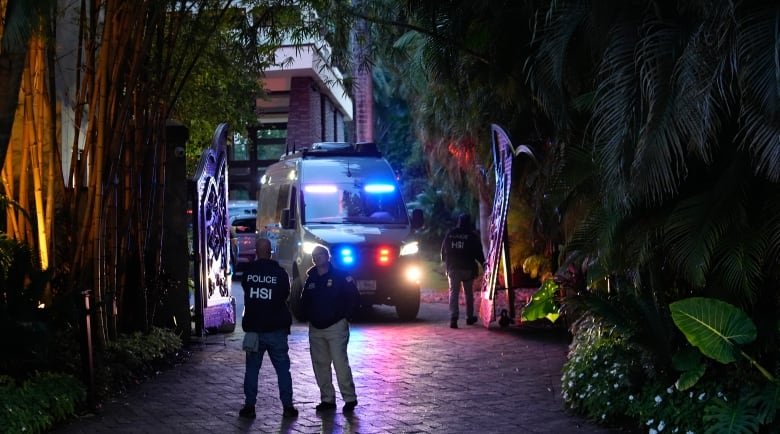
xmin=625 ymin=379 xmax=723 ymax=434
xmin=0 ymin=326 xmax=185 ymax=432
xmin=94 ymin=327 xmax=185 ymax=399
xmin=562 ymin=312 xmax=775 ymax=433
xmin=0 ymin=372 xmax=86 ymax=434
xmin=562 ymin=314 xmax=645 ymax=426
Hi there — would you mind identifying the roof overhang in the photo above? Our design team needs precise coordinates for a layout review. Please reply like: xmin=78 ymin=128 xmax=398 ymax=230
xmin=263 ymin=44 xmax=353 ymax=121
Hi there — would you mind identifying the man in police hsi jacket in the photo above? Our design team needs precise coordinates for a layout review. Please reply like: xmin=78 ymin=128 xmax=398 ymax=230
xmin=238 ymin=237 xmax=298 ymax=419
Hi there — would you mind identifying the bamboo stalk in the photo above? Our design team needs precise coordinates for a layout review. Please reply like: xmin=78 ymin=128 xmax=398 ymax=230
xmin=19 ymin=54 xmax=32 ymax=244
xmin=30 ymin=35 xmax=49 ymax=270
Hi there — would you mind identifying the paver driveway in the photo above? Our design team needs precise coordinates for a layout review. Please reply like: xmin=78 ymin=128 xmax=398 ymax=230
xmin=54 ymin=284 xmax=623 ymax=434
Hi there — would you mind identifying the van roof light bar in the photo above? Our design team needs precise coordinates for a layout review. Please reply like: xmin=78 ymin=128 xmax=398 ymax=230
xmin=279 ymin=141 xmax=382 ymax=160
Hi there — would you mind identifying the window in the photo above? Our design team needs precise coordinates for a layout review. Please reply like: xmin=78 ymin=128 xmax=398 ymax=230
xmin=232 ymin=218 xmax=256 ymax=234
xmin=230 ymin=136 xmax=250 ymax=161
xmin=255 ymin=124 xmax=287 ymax=161
xmin=301 ymin=182 xmax=406 ymax=224
xmin=257 ymin=183 xmax=291 ymax=228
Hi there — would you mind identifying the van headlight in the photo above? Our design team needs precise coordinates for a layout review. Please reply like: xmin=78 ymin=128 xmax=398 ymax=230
xmin=404 ymin=264 xmax=422 ymax=283
xmin=302 ymin=241 xmax=326 ymax=255
xmin=399 ymin=241 xmax=419 ymax=256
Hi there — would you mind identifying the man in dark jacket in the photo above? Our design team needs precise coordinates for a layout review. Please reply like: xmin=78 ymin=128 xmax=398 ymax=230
xmin=300 ymin=245 xmax=360 ymax=413
xmin=441 ymin=213 xmax=486 ymax=328
xmin=239 ymin=237 xmax=298 ymax=419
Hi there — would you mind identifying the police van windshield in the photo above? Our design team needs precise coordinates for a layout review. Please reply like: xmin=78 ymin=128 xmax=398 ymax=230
xmin=302 ymin=182 xmax=408 ymax=224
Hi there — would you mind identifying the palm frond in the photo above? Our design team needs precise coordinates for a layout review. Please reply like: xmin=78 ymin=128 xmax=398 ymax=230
xmin=737 ymin=104 xmax=780 ymax=182
xmin=564 ymin=203 xmax=625 ymax=268
xmin=631 ymin=19 xmax=686 ymax=205
xmin=566 ymin=290 xmax=674 ymax=365
xmin=710 ymin=226 xmax=765 ymax=307
xmin=527 ymin=1 xmax=589 ymax=129
xmin=664 ymin=192 xmax=732 ymax=289
xmin=590 ymin=21 xmax=640 ymax=210
xmin=764 ymin=193 xmax=780 ymax=266
xmin=735 ymin=6 xmax=780 ymax=181
xmin=671 ymin=24 xmax=728 ymax=166
xmin=736 ymin=6 xmax=780 ymax=120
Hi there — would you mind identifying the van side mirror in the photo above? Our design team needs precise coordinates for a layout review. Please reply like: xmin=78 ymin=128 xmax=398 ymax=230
xmin=410 ymin=208 xmax=424 ymax=230
xmin=281 ymin=208 xmax=295 ymax=229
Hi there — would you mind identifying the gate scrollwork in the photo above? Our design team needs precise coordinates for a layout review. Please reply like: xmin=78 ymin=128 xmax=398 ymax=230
xmin=191 ymin=123 xmax=235 ymax=335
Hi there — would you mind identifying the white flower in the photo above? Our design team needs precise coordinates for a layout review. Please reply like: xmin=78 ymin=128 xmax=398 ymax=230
xmin=658 ymin=420 xmax=666 ymax=431
xmin=667 ymin=387 xmax=674 ymax=394
xmin=579 ymin=373 xmax=584 ymax=378
xmin=593 ymin=372 xmax=599 ymax=378
xmin=592 ymin=355 xmax=598 ymax=361
xmin=698 ymin=392 xmax=706 ymax=401
xmin=655 ymin=395 xmax=662 ymax=405
xmin=629 ymin=395 xmax=635 ymax=401
xmin=601 ymin=414 xmax=606 ymax=420
xmin=646 ymin=418 xmax=655 ymax=426
xmin=649 ymin=429 xmax=658 ymax=434
xmin=613 ymin=383 xmax=619 ymax=389
xmin=619 ymin=373 xmax=625 ymax=379
xmin=568 ymin=381 xmax=573 ymax=388
xmin=607 ymin=401 xmax=611 ymax=406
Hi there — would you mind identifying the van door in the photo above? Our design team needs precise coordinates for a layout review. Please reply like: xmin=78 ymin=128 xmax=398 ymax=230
xmin=275 ymin=184 xmax=298 ymax=274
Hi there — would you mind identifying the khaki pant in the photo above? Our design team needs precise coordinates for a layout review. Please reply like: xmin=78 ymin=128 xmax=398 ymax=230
xmin=308 ymin=318 xmax=357 ymax=403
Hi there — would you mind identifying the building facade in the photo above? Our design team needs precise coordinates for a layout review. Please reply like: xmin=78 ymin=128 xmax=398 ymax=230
xmin=227 ymin=44 xmax=354 ymax=201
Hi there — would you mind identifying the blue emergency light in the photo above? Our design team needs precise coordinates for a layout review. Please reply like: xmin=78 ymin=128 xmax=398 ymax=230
xmin=364 ymin=184 xmax=395 ymax=193
xmin=339 ymin=247 xmax=355 ymax=265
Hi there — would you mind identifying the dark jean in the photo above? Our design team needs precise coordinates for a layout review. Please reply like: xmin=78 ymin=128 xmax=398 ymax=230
xmin=243 ymin=329 xmax=293 ymax=408
xmin=447 ymin=268 xmax=475 ymax=321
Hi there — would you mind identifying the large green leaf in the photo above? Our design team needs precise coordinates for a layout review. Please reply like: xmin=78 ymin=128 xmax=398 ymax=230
xmin=670 ymin=297 xmax=756 ymax=364
xmin=521 ymin=278 xmax=560 ymax=323
xmin=672 ymin=346 xmax=706 ymax=391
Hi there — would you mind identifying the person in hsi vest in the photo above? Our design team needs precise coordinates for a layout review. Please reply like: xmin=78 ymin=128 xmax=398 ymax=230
xmin=239 ymin=237 xmax=298 ymax=419
xmin=441 ymin=213 xmax=486 ymax=329
xmin=299 ymin=245 xmax=361 ymax=414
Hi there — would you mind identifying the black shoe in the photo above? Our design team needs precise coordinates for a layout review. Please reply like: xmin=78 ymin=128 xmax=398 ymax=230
xmin=343 ymin=400 xmax=358 ymax=413
xmin=239 ymin=405 xmax=256 ymax=418
xmin=466 ymin=316 xmax=478 ymax=325
xmin=450 ymin=320 xmax=458 ymax=329
xmin=283 ymin=406 xmax=299 ymax=418
xmin=315 ymin=401 xmax=337 ymax=411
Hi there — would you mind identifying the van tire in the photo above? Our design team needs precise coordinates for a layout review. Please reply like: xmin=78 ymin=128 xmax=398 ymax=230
xmin=395 ymin=286 xmax=421 ymax=321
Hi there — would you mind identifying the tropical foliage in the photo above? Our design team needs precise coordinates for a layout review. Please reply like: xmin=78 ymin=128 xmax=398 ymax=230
xmin=323 ymin=1 xmax=780 ymax=431
xmin=0 ymin=0 xmax=342 ymax=344
xmin=2 ymin=0 xmax=779 ymax=431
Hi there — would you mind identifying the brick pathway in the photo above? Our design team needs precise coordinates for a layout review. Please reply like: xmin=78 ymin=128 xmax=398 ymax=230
xmin=54 ymin=286 xmax=625 ymax=434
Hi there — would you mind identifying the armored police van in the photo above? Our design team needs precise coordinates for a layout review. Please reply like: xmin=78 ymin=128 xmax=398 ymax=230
xmin=256 ymin=142 xmax=424 ymax=320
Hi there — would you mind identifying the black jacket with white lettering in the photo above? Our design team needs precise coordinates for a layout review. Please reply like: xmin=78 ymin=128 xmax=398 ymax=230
xmin=299 ymin=264 xmax=360 ymax=329
xmin=241 ymin=258 xmax=292 ymax=333
xmin=440 ymin=226 xmax=485 ymax=275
